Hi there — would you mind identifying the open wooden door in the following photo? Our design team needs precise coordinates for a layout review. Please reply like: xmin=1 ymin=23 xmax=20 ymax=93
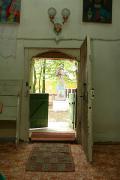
xmin=76 ymin=36 xmax=93 ymax=162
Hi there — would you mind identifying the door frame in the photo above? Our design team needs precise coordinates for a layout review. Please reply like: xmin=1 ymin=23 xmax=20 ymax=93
xmin=22 ymin=48 xmax=81 ymax=140
xmin=20 ymin=36 xmax=93 ymax=162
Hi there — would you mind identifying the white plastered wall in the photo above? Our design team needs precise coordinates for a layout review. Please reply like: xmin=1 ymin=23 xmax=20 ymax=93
xmin=0 ymin=0 xmax=120 ymax=141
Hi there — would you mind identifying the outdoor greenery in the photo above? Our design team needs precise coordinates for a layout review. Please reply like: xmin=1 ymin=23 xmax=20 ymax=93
xmin=30 ymin=58 xmax=78 ymax=94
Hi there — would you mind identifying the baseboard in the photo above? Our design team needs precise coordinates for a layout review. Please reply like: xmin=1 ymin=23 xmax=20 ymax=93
xmin=94 ymin=133 xmax=120 ymax=143
xmin=0 ymin=137 xmax=16 ymax=142
xmin=94 ymin=141 xmax=120 ymax=145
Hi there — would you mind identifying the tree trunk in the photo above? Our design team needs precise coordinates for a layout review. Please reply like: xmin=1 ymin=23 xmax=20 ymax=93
xmin=33 ymin=67 xmax=37 ymax=93
xmin=42 ymin=59 xmax=46 ymax=93
xmin=38 ymin=68 xmax=42 ymax=93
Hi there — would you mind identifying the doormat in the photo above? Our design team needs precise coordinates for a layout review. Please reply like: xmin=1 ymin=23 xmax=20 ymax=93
xmin=26 ymin=143 xmax=75 ymax=172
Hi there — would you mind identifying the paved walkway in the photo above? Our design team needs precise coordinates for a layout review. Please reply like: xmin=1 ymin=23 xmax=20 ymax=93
xmin=48 ymin=105 xmax=70 ymax=122
xmin=29 ymin=103 xmax=74 ymax=133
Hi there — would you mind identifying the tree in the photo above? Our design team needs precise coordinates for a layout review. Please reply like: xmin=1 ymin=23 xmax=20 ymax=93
xmin=30 ymin=58 xmax=77 ymax=93
xmin=42 ymin=59 xmax=46 ymax=93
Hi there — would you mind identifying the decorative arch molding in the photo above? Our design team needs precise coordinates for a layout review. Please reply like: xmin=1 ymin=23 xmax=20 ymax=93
xmin=25 ymin=48 xmax=80 ymax=62
xmin=33 ymin=50 xmax=77 ymax=60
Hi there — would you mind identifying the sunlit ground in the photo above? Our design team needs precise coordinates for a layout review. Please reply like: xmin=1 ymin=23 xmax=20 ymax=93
xmin=29 ymin=99 xmax=75 ymax=132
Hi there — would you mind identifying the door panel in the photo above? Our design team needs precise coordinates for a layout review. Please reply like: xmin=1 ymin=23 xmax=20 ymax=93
xmin=76 ymin=36 xmax=93 ymax=162
xmin=69 ymin=92 xmax=76 ymax=129
xmin=29 ymin=93 xmax=49 ymax=128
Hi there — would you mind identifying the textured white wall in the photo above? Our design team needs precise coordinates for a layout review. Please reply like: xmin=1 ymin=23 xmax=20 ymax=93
xmin=92 ymin=41 xmax=120 ymax=142
xmin=0 ymin=0 xmax=120 ymax=141
xmin=18 ymin=0 xmax=120 ymax=39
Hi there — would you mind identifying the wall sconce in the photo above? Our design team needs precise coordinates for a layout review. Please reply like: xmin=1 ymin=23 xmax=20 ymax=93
xmin=48 ymin=7 xmax=70 ymax=35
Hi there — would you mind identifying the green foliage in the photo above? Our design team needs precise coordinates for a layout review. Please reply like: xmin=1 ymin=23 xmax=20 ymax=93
xmin=31 ymin=59 xmax=77 ymax=93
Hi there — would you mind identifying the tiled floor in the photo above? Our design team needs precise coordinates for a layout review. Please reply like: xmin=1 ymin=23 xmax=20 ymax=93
xmin=0 ymin=142 xmax=120 ymax=180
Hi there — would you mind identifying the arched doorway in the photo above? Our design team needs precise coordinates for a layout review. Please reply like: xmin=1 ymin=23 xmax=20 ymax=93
xmin=29 ymin=50 xmax=78 ymax=141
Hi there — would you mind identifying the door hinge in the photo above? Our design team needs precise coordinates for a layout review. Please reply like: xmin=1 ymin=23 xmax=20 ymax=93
xmin=90 ymin=88 xmax=95 ymax=99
